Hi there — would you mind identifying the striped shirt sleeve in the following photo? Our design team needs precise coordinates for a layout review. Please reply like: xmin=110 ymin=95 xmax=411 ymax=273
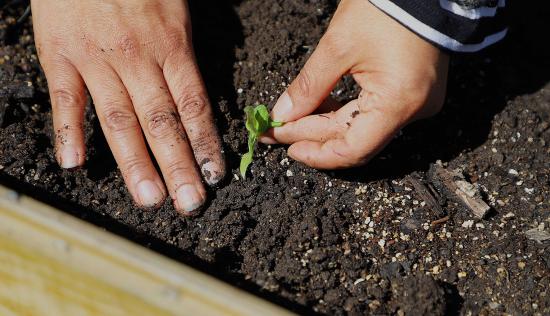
xmin=369 ymin=0 xmax=509 ymax=53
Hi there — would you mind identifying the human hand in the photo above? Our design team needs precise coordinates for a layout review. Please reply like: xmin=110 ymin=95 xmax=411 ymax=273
xmin=260 ymin=0 xmax=449 ymax=169
xmin=31 ymin=0 xmax=225 ymax=213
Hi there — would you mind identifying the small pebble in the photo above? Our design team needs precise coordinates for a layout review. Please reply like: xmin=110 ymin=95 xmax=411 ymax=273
xmin=503 ymin=212 xmax=515 ymax=219
xmin=368 ymin=300 xmax=381 ymax=310
xmin=489 ymin=302 xmax=501 ymax=310
xmin=353 ymin=278 xmax=365 ymax=285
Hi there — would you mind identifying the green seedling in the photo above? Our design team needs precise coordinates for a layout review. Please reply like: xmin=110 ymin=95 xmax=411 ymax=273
xmin=240 ymin=104 xmax=283 ymax=178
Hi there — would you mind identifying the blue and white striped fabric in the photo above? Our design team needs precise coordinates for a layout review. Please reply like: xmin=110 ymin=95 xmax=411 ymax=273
xmin=369 ymin=0 xmax=508 ymax=52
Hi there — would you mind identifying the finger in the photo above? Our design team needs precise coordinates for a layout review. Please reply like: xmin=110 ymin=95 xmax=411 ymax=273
xmin=119 ymin=63 xmax=206 ymax=214
xmin=259 ymin=97 xmax=343 ymax=144
xmin=261 ymin=113 xmax=338 ymax=145
xmin=41 ymin=56 xmax=86 ymax=169
xmin=271 ymin=33 xmax=349 ymax=122
xmin=287 ymin=96 xmax=401 ymax=169
xmin=163 ymin=52 xmax=226 ymax=186
xmin=80 ymin=65 xmax=167 ymax=208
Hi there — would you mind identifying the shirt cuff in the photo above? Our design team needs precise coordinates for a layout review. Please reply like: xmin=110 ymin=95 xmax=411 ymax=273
xmin=369 ymin=0 xmax=509 ymax=53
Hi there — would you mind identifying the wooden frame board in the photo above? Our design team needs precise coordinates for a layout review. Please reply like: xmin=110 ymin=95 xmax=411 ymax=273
xmin=0 ymin=185 xmax=292 ymax=316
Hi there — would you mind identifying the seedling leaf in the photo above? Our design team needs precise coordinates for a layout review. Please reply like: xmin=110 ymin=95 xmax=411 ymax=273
xmin=240 ymin=104 xmax=284 ymax=178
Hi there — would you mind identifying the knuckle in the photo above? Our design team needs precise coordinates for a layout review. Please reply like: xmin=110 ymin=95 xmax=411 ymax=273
xmin=165 ymin=160 xmax=195 ymax=183
xmin=320 ymin=30 xmax=348 ymax=60
xmin=39 ymin=36 xmax=66 ymax=60
xmin=82 ymin=38 xmax=102 ymax=59
xmin=176 ymin=92 xmax=209 ymax=123
xmin=120 ymin=157 xmax=150 ymax=178
xmin=189 ymin=131 xmax=218 ymax=154
xmin=294 ymin=68 xmax=312 ymax=98
xmin=158 ymin=28 xmax=192 ymax=67
xmin=162 ymin=28 xmax=189 ymax=54
xmin=52 ymin=88 xmax=82 ymax=111
xmin=47 ymin=35 xmax=70 ymax=55
xmin=103 ymin=105 xmax=139 ymax=133
xmin=115 ymin=34 xmax=140 ymax=59
xmin=145 ymin=109 xmax=181 ymax=139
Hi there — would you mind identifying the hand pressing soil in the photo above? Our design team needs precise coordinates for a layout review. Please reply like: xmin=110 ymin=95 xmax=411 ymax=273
xmin=31 ymin=0 xmax=226 ymax=213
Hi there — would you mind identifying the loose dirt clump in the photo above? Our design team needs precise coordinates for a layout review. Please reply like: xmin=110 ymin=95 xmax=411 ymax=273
xmin=1 ymin=1 xmax=549 ymax=315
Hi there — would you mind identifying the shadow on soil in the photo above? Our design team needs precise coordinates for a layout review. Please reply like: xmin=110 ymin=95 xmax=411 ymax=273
xmin=442 ymin=281 xmax=465 ymax=316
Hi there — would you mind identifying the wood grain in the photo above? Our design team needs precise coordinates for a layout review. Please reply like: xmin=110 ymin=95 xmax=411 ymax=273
xmin=0 ymin=186 xmax=292 ymax=316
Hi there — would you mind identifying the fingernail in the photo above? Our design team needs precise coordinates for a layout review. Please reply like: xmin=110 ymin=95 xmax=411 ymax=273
xmin=176 ymin=184 xmax=204 ymax=213
xmin=200 ymin=160 xmax=224 ymax=186
xmin=271 ymin=91 xmax=293 ymax=122
xmin=59 ymin=145 xmax=80 ymax=169
xmin=136 ymin=180 xmax=164 ymax=207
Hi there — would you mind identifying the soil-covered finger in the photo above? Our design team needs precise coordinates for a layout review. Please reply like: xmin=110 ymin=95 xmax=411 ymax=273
xmin=42 ymin=57 xmax=87 ymax=169
xmin=163 ymin=54 xmax=226 ymax=186
xmin=119 ymin=63 xmax=206 ymax=214
xmin=82 ymin=66 xmax=167 ymax=208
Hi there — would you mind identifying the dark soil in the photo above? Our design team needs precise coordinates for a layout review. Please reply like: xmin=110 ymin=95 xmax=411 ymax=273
xmin=1 ymin=1 xmax=549 ymax=315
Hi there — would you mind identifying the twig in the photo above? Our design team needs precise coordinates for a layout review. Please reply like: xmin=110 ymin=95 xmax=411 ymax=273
xmin=431 ymin=215 xmax=450 ymax=227
xmin=404 ymin=175 xmax=445 ymax=217
xmin=16 ymin=5 xmax=31 ymax=25
xmin=428 ymin=164 xmax=491 ymax=219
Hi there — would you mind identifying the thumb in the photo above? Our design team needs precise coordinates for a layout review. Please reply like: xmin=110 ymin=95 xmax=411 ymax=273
xmin=271 ymin=34 xmax=349 ymax=122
